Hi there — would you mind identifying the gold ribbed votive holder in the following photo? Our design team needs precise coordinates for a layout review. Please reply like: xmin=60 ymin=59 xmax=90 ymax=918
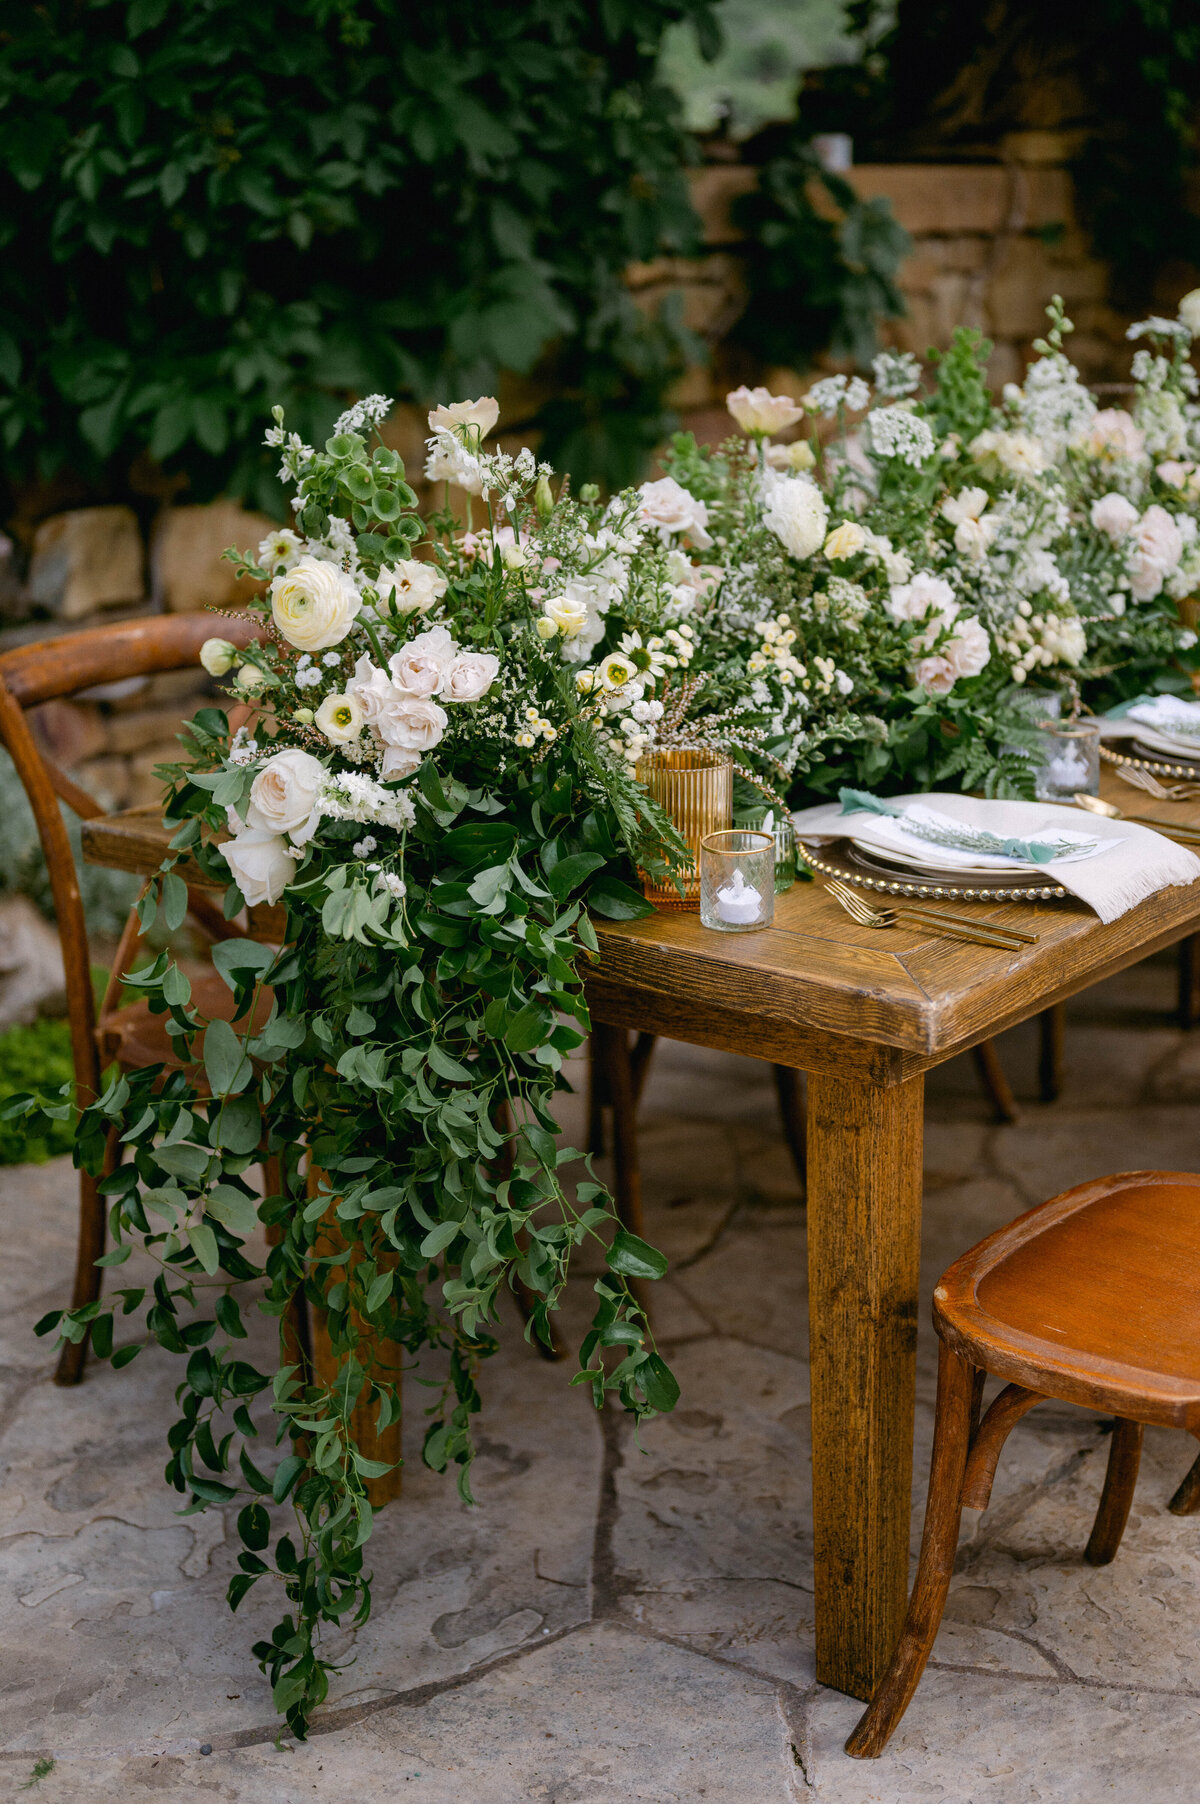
xmin=636 ymin=747 xmax=733 ymax=910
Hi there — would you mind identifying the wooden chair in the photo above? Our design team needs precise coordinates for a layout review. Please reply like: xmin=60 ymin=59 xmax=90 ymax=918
xmin=0 ymin=612 xmax=263 ymax=1384
xmin=846 ymin=1168 xmax=1200 ymax=1758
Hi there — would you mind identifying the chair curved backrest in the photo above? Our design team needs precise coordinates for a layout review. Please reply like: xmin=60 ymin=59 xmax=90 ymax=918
xmin=0 ymin=612 xmax=262 ymax=1110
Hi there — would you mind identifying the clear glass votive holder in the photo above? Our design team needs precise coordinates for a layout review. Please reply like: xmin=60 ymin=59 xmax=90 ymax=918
xmin=636 ymin=748 xmax=733 ymax=910
xmin=699 ymin=829 xmax=775 ymax=933
xmin=736 ymin=806 xmax=797 ymax=891
xmin=1034 ymin=718 xmax=1100 ymax=802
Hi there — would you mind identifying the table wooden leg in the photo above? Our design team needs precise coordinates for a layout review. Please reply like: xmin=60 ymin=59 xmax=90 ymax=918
xmin=806 ymin=1067 xmax=924 ymax=1701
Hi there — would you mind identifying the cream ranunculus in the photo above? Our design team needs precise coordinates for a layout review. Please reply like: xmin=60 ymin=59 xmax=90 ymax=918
xmin=314 ymin=692 xmax=364 ymax=744
xmin=389 ymin=623 xmax=457 ymax=696
xmin=636 ymin=477 xmax=713 ymax=548
xmin=271 ymin=556 xmax=361 ymax=651
xmin=726 ymin=385 xmax=805 ymax=437
xmin=1178 ymin=289 xmax=1200 ymax=336
xmin=246 ymin=748 xmax=326 ymax=844
xmin=427 ymin=396 xmax=499 ymax=439
xmin=376 ymin=559 xmax=448 ymax=616
xmin=761 ymin=475 xmax=829 ymax=560
xmin=222 ymin=827 xmax=295 ymax=907
xmin=444 ymin=650 xmax=500 ymax=702
xmin=823 ymin=521 xmax=868 ymax=561
xmin=199 ymin=637 xmax=239 ymax=677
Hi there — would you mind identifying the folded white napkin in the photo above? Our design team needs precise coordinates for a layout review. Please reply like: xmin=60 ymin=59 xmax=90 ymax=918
xmin=1099 ymin=695 xmax=1200 ymax=760
xmin=792 ymin=791 xmax=1200 ymax=923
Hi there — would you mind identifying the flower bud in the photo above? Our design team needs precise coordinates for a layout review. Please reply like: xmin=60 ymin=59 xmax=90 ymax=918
xmin=535 ymin=472 xmax=554 ymax=519
xmin=535 ymin=616 xmax=559 ymax=640
xmin=235 ymin=663 xmax=265 ymax=693
xmin=294 ymin=707 xmax=314 ymax=724
xmin=199 ymin=637 xmax=238 ymax=677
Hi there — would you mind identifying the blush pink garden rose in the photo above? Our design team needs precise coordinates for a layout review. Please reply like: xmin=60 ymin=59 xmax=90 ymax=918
xmin=1084 ymin=409 xmax=1147 ymax=462
xmin=222 ymin=828 xmax=295 ymax=907
xmin=378 ymin=693 xmax=449 ymax=755
xmin=1128 ymin=504 xmax=1185 ymax=600
xmin=444 ymin=650 xmax=500 ymax=702
xmin=389 ymin=624 xmax=457 ymax=696
xmin=635 ymin=477 xmax=712 ymax=548
xmin=886 ymin=570 xmax=958 ymax=628
xmin=1090 ymin=493 xmax=1140 ymax=539
xmin=246 ymin=748 xmax=326 ymax=844
xmin=911 ymin=616 xmax=991 ymax=694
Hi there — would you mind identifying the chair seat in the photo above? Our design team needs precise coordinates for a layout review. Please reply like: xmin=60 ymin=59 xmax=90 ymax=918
xmin=98 ymin=968 xmax=271 ymax=1077
xmin=934 ymin=1170 xmax=1200 ymax=1430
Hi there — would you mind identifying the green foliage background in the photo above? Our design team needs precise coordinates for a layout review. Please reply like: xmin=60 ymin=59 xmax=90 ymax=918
xmin=0 ymin=0 xmax=909 ymax=517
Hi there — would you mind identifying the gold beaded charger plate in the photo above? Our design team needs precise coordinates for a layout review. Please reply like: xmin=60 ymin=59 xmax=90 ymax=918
xmin=797 ymin=837 xmax=1068 ymax=902
xmin=1101 ymin=741 xmax=1200 ymax=781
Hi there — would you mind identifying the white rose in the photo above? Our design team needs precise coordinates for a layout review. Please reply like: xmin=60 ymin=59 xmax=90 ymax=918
xmin=726 ymin=385 xmax=804 ymax=436
xmin=1090 ymin=493 xmax=1140 ymax=539
xmin=271 ymin=556 xmax=361 ymax=651
xmin=761 ymin=475 xmax=829 ymax=560
xmin=377 ymin=692 xmax=448 ymax=753
xmin=543 ymin=591 xmax=591 ymax=637
xmin=246 ymin=748 xmax=326 ymax=844
xmin=909 ymin=653 xmax=958 ymax=695
xmin=389 ymin=623 xmax=457 ymax=696
xmin=200 ymin=637 xmax=238 ymax=677
xmin=1084 ymin=409 xmax=1146 ymax=462
xmin=1128 ymin=503 xmax=1185 ymax=601
xmin=1179 ymin=289 xmax=1200 ymax=336
xmin=887 ymin=570 xmax=958 ymax=627
xmin=376 ymin=559 xmax=447 ymax=616
xmin=380 ymin=746 xmax=422 ymax=780
xmin=222 ymin=827 xmax=295 ymax=907
xmin=636 ymin=477 xmax=712 ymax=548
xmin=945 ymin=616 xmax=991 ymax=679
xmin=314 ymin=692 xmax=364 ymax=744
xmin=348 ymin=654 xmax=396 ymax=727
xmin=444 ymin=650 xmax=500 ymax=702
xmin=427 ymin=396 xmax=499 ymax=439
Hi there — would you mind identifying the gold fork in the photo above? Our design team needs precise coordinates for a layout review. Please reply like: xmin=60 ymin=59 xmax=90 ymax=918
xmin=825 ymin=881 xmax=1025 ymax=950
xmin=1117 ymin=764 xmax=1200 ymax=803
xmin=826 ymin=878 xmax=1032 ymax=947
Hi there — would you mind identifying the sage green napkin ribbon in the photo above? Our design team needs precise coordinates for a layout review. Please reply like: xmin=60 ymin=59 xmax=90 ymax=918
xmin=838 ymin=789 xmax=1094 ymax=865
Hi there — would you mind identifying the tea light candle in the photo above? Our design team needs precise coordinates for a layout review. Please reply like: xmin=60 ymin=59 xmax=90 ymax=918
xmin=715 ymin=868 xmax=762 ymax=925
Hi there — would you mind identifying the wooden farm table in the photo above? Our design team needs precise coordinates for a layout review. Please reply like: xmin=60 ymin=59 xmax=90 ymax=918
xmin=82 ymin=772 xmax=1200 ymax=1704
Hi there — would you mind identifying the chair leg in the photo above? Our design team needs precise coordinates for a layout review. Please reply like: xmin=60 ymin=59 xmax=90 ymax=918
xmin=1179 ymin=934 xmax=1200 ymax=1030
xmin=1037 ymin=1003 xmax=1066 ymax=1102
xmin=845 ymin=1342 xmax=977 ymax=1759
xmin=771 ymin=1064 xmax=807 ymax=1185
xmin=55 ymin=1128 xmax=118 ymax=1386
xmin=1167 ymin=1440 xmax=1200 ymax=1515
xmin=971 ymin=1039 xmax=1018 ymax=1124
xmin=1085 ymin=1419 xmax=1143 ymax=1565
xmin=961 ymin=1382 xmax=1046 ymax=1510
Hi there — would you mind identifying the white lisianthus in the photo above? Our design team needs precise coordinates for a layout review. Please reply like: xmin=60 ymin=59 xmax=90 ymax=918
xmin=200 ymin=637 xmax=239 ymax=677
xmin=635 ymin=477 xmax=713 ymax=548
xmin=940 ymin=487 xmax=988 ymax=527
xmin=222 ymin=827 xmax=295 ymax=907
xmin=1178 ymin=289 xmax=1200 ymax=336
xmin=427 ymin=396 xmax=499 ymax=439
xmin=444 ymin=650 xmax=500 ymax=702
xmin=271 ymin=556 xmax=361 ymax=651
xmin=543 ymin=590 xmax=590 ymax=637
xmin=598 ymin=651 xmax=638 ymax=690
xmin=823 ymin=521 xmax=868 ymax=561
xmin=257 ymin=527 xmax=303 ymax=572
xmin=726 ymin=385 xmax=804 ymax=436
xmin=246 ymin=747 xmax=326 ymax=844
xmin=1090 ymin=493 xmax=1140 ymax=539
xmin=390 ymin=623 xmax=457 ymax=696
xmin=314 ymin=692 xmax=365 ymax=745
xmin=376 ymin=560 xmax=447 ymax=616
xmin=761 ymin=474 xmax=829 ymax=560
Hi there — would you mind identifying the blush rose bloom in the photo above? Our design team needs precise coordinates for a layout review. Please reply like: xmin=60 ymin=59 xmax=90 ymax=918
xmin=246 ymin=748 xmax=326 ymax=845
xmin=1090 ymin=493 xmax=1140 ymax=539
xmin=726 ymin=385 xmax=804 ymax=437
xmin=761 ymin=475 xmax=829 ymax=560
xmin=444 ymin=650 xmax=500 ymax=702
xmin=379 ymin=693 xmax=448 ymax=753
xmin=1128 ymin=504 xmax=1185 ymax=601
xmin=222 ymin=828 xmax=295 ymax=907
xmin=389 ymin=624 xmax=457 ymax=696
xmin=636 ymin=477 xmax=713 ymax=548
xmin=427 ymin=396 xmax=499 ymax=439
xmin=1085 ymin=409 xmax=1147 ymax=462
xmin=887 ymin=570 xmax=959 ymax=628
xmin=911 ymin=616 xmax=991 ymax=694
xmin=270 ymin=556 xmax=361 ymax=651
xmin=376 ymin=560 xmax=448 ymax=616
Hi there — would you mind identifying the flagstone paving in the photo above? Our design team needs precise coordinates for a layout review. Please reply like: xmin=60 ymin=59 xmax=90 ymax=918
xmin=3 ymin=949 xmax=1200 ymax=1801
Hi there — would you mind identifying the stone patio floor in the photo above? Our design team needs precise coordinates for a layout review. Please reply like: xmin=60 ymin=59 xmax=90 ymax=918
xmin=3 ymin=950 xmax=1200 ymax=1801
